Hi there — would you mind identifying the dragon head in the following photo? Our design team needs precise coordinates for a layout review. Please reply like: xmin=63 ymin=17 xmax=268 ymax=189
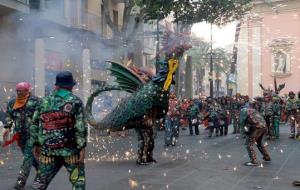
xmin=163 ymin=58 xmax=179 ymax=91
xmin=162 ymin=44 xmax=192 ymax=91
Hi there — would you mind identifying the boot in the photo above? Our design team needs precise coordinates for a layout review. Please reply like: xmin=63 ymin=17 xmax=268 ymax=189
xmin=263 ymin=156 xmax=271 ymax=162
xmin=136 ymin=158 xmax=149 ymax=165
xmin=146 ymin=157 xmax=157 ymax=163
xmin=293 ymin=180 xmax=300 ymax=186
xmin=14 ymin=179 xmax=25 ymax=190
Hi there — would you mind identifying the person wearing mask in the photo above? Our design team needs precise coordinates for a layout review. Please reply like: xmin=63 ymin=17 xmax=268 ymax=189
xmin=3 ymin=82 xmax=40 ymax=190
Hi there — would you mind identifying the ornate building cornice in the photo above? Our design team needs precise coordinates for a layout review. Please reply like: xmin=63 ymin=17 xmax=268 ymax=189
xmin=268 ymin=38 xmax=295 ymax=53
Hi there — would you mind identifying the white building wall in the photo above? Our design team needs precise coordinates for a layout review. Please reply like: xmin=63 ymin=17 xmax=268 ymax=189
xmin=237 ymin=23 xmax=249 ymax=95
xmin=252 ymin=18 xmax=262 ymax=97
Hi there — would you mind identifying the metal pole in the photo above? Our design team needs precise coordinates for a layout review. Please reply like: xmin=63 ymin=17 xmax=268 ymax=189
xmin=155 ymin=18 xmax=160 ymax=72
xmin=209 ymin=23 xmax=214 ymax=97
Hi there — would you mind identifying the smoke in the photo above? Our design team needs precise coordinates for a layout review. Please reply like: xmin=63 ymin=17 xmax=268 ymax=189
xmin=0 ymin=0 xmax=127 ymax=109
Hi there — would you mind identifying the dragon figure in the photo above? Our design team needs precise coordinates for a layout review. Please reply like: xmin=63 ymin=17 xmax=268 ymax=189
xmin=85 ymin=28 xmax=191 ymax=164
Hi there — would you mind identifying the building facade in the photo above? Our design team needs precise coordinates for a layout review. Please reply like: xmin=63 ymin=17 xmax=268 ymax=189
xmin=237 ymin=0 xmax=300 ymax=97
xmin=0 ymin=0 xmax=126 ymax=106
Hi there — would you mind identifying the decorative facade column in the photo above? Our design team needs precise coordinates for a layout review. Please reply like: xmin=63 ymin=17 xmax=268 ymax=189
xmin=34 ymin=38 xmax=45 ymax=97
xmin=236 ymin=22 xmax=249 ymax=95
xmin=251 ymin=15 xmax=263 ymax=97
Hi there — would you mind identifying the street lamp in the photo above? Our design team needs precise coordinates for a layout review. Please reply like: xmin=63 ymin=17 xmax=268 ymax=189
xmin=209 ymin=23 xmax=213 ymax=98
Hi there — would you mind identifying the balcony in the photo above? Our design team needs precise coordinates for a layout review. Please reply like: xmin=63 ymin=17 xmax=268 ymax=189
xmin=0 ymin=0 xmax=29 ymax=16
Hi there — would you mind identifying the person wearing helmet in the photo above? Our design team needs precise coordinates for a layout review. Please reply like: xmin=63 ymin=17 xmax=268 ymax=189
xmin=239 ymin=101 xmax=271 ymax=166
xmin=285 ymin=91 xmax=298 ymax=138
xmin=3 ymin=82 xmax=41 ymax=190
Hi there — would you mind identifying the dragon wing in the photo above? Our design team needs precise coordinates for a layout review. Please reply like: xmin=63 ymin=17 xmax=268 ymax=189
xmin=106 ymin=60 xmax=145 ymax=93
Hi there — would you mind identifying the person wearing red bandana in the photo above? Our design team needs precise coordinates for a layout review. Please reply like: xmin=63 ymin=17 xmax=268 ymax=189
xmin=3 ymin=82 xmax=41 ymax=190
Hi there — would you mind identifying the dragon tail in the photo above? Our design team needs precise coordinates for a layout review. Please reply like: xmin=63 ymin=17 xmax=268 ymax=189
xmin=85 ymin=85 xmax=121 ymax=130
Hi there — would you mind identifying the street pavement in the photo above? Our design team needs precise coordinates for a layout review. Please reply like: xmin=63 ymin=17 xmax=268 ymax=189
xmin=0 ymin=124 xmax=300 ymax=190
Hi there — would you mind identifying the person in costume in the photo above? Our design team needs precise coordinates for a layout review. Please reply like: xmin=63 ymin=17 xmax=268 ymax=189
xmin=219 ymin=97 xmax=229 ymax=136
xmin=271 ymin=94 xmax=281 ymax=139
xmin=3 ymin=82 xmax=40 ymax=190
xmin=135 ymin=114 xmax=156 ymax=165
xmin=239 ymin=101 xmax=271 ymax=166
xmin=164 ymin=92 xmax=180 ymax=146
xmin=204 ymin=98 xmax=220 ymax=138
xmin=285 ymin=91 xmax=298 ymax=139
xmin=231 ymin=94 xmax=243 ymax=134
xmin=261 ymin=92 xmax=274 ymax=140
xmin=30 ymin=71 xmax=86 ymax=190
xmin=187 ymin=99 xmax=200 ymax=136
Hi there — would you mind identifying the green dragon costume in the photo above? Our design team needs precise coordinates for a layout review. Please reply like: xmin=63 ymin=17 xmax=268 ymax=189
xmin=85 ymin=41 xmax=191 ymax=164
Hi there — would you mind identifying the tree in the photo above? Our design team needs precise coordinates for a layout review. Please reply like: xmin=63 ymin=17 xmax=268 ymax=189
xmin=102 ymin=0 xmax=178 ymax=64
xmin=137 ymin=0 xmax=253 ymax=25
xmin=188 ymin=37 xmax=210 ymax=94
xmin=188 ymin=40 xmax=232 ymax=96
xmin=212 ymin=48 xmax=232 ymax=96
xmin=101 ymin=0 xmax=144 ymax=63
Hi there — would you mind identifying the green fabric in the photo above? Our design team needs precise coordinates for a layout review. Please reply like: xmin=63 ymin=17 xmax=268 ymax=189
xmin=273 ymin=117 xmax=280 ymax=138
xmin=54 ymin=89 xmax=72 ymax=98
xmin=31 ymin=158 xmax=85 ymax=190
xmin=272 ymin=102 xmax=281 ymax=117
xmin=206 ymin=104 xmax=219 ymax=120
xmin=239 ymin=107 xmax=265 ymax=130
xmin=107 ymin=61 xmax=143 ymax=92
xmin=101 ymin=82 xmax=168 ymax=131
xmin=29 ymin=90 xmax=86 ymax=157
xmin=261 ymin=102 xmax=273 ymax=117
xmin=188 ymin=104 xmax=199 ymax=117
xmin=286 ymin=98 xmax=298 ymax=114
xmin=6 ymin=96 xmax=41 ymax=135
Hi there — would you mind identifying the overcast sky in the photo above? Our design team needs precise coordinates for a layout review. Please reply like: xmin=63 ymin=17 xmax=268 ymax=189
xmin=191 ymin=22 xmax=236 ymax=48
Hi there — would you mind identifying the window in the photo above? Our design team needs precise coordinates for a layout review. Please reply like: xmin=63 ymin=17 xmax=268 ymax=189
xmin=272 ymin=51 xmax=288 ymax=74
xmin=269 ymin=38 xmax=294 ymax=76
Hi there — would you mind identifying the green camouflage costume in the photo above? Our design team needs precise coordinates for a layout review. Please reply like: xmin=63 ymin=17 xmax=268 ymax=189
xmin=261 ymin=100 xmax=273 ymax=139
xmin=218 ymin=102 xmax=228 ymax=136
xmin=272 ymin=96 xmax=281 ymax=139
xmin=5 ymin=95 xmax=40 ymax=189
xmin=187 ymin=102 xmax=200 ymax=135
xmin=239 ymin=106 xmax=271 ymax=165
xmin=205 ymin=100 xmax=220 ymax=138
xmin=29 ymin=89 xmax=86 ymax=190
xmin=231 ymin=98 xmax=242 ymax=134
xmin=285 ymin=98 xmax=298 ymax=138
